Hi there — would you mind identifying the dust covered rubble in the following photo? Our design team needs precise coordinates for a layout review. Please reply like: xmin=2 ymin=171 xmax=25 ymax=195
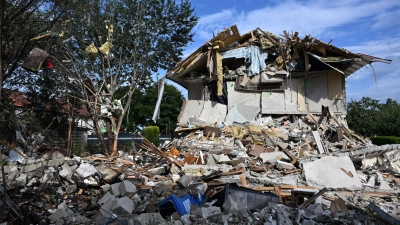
xmin=0 ymin=113 xmax=399 ymax=224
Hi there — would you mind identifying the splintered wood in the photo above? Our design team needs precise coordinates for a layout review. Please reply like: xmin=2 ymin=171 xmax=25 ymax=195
xmin=137 ymin=134 xmax=182 ymax=168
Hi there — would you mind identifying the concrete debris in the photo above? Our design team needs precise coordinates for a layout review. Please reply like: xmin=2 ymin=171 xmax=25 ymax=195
xmin=0 ymin=26 xmax=398 ymax=225
xmin=302 ymin=156 xmax=362 ymax=189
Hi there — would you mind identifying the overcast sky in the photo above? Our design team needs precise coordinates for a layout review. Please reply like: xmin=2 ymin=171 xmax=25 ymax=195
xmin=166 ymin=0 xmax=400 ymax=103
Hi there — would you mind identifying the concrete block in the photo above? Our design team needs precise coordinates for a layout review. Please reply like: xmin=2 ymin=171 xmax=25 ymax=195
xmin=48 ymin=159 xmax=63 ymax=166
xmin=303 ymin=156 xmax=362 ymax=190
xmin=59 ymin=164 xmax=72 ymax=179
xmin=24 ymin=164 xmax=37 ymax=172
xmin=153 ymin=184 xmax=167 ymax=195
xmin=15 ymin=174 xmax=27 ymax=186
xmin=305 ymin=203 xmax=324 ymax=215
xmin=134 ymin=213 xmax=166 ymax=225
xmin=180 ymin=214 xmax=192 ymax=225
xmin=302 ymin=219 xmax=315 ymax=225
xmin=48 ymin=202 xmax=73 ymax=223
xmin=260 ymin=152 xmax=289 ymax=164
xmin=66 ymin=184 xmax=77 ymax=193
xmin=201 ymin=206 xmax=221 ymax=219
xmin=120 ymin=180 xmax=137 ymax=197
xmin=98 ymin=192 xmax=116 ymax=206
xmin=3 ymin=166 xmax=9 ymax=174
xmin=176 ymin=175 xmax=193 ymax=188
xmin=100 ymin=198 xmax=116 ymax=217
xmin=148 ymin=166 xmax=165 ymax=175
xmin=101 ymin=184 xmax=111 ymax=192
xmin=383 ymin=150 xmax=400 ymax=173
xmin=111 ymin=182 xmax=121 ymax=197
xmin=111 ymin=196 xmax=134 ymax=215
xmin=27 ymin=177 xmax=37 ymax=186
xmin=222 ymin=196 xmax=239 ymax=212
xmin=95 ymin=164 xmax=120 ymax=183
xmin=276 ymin=160 xmax=296 ymax=170
xmin=27 ymin=158 xmax=36 ymax=164
xmin=172 ymin=221 xmax=183 ymax=225
xmin=52 ymin=151 xmax=65 ymax=161
xmin=74 ymin=162 xmax=98 ymax=179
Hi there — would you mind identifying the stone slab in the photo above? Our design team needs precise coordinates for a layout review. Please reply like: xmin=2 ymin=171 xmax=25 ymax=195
xmin=303 ymin=156 xmax=362 ymax=190
xmin=259 ymin=152 xmax=289 ymax=164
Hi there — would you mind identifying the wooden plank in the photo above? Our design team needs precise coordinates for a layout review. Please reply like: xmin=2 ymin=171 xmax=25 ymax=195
xmin=240 ymin=174 xmax=248 ymax=188
xmin=305 ymin=114 xmax=318 ymax=124
xmin=280 ymin=192 xmax=292 ymax=197
xmin=328 ymin=70 xmax=343 ymax=100
xmin=340 ymin=167 xmax=354 ymax=177
xmin=297 ymin=80 xmax=306 ymax=111
xmin=282 ymin=149 xmax=297 ymax=165
xmin=253 ymin=187 xmax=275 ymax=191
xmin=220 ymin=167 xmax=245 ymax=176
xmin=337 ymin=127 xmax=343 ymax=140
xmin=274 ymin=186 xmax=283 ymax=203
xmin=300 ymin=187 xmax=328 ymax=210
xmin=280 ymin=184 xmax=297 ymax=189
xmin=183 ymin=154 xmax=197 ymax=164
xmin=303 ymin=50 xmax=311 ymax=72
xmin=282 ymin=169 xmax=302 ymax=175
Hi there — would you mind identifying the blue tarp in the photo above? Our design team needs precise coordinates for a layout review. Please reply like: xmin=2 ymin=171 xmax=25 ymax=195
xmin=220 ymin=45 xmax=268 ymax=76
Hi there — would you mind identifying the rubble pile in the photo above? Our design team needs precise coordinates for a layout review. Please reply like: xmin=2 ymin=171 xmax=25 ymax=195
xmin=0 ymin=111 xmax=399 ymax=225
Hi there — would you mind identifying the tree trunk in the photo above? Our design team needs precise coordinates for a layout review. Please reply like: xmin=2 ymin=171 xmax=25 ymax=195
xmin=112 ymin=131 xmax=119 ymax=155
xmin=93 ymin=117 xmax=109 ymax=155
xmin=106 ymin=119 xmax=115 ymax=154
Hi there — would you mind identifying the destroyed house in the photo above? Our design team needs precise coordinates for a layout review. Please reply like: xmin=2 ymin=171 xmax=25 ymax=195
xmin=166 ymin=25 xmax=391 ymax=126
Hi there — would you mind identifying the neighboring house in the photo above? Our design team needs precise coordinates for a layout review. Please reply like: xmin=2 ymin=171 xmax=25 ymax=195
xmin=3 ymin=89 xmax=99 ymax=148
xmin=166 ymin=25 xmax=391 ymax=126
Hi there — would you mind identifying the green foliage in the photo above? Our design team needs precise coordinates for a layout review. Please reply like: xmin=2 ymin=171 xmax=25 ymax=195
xmin=115 ymin=82 xmax=184 ymax=132
xmin=369 ymin=136 xmax=400 ymax=146
xmin=144 ymin=126 xmax=160 ymax=146
xmin=72 ymin=140 xmax=85 ymax=156
xmin=347 ymin=97 xmax=400 ymax=137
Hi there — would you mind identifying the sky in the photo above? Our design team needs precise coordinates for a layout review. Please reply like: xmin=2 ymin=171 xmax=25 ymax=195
xmin=165 ymin=0 xmax=400 ymax=103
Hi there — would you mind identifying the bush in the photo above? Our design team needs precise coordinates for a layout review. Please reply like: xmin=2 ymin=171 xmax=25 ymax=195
xmin=144 ymin=126 xmax=160 ymax=146
xmin=369 ymin=136 xmax=400 ymax=146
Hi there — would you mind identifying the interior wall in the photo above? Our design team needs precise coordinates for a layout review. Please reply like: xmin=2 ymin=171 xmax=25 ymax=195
xmin=227 ymin=81 xmax=261 ymax=111
xmin=188 ymin=82 xmax=204 ymax=100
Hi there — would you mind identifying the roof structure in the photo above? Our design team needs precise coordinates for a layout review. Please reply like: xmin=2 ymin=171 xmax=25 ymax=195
xmin=167 ymin=25 xmax=391 ymax=89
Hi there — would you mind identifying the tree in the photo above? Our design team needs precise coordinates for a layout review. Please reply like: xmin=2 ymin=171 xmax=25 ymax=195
xmin=54 ymin=0 xmax=197 ymax=155
xmin=347 ymin=97 xmax=400 ymax=137
xmin=115 ymin=82 xmax=185 ymax=133
xmin=0 ymin=0 xmax=72 ymax=97
xmin=0 ymin=1 xmax=73 ymax=222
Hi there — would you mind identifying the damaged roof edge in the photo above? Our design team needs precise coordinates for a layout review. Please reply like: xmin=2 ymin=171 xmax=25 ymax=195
xmin=167 ymin=25 xmax=391 ymax=83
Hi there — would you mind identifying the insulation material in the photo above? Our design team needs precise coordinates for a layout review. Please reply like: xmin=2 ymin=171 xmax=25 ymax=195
xmin=328 ymin=70 xmax=343 ymax=100
xmin=216 ymin=52 xmax=223 ymax=96
xmin=85 ymin=43 xmax=98 ymax=58
xmin=297 ymin=80 xmax=306 ymax=111
xmin=99 ymin=42 xmax=112 ymax=54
